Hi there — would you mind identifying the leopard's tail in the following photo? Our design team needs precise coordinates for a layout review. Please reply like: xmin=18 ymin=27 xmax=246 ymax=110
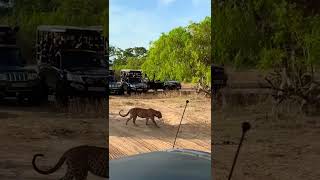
xmin=119 ymin=109 xmax=130 ymax=117
xmin=32 ymin=153 xmax=66 ymax=175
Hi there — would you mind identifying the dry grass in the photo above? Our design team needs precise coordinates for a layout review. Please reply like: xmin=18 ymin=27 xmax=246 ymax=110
xmin=0 ymin=102 xmax=106 ymax=179
xmin=213 ymin=93 xmax=320 ymax=180
xmin=53 ymin=97 xmax=107 ymax=118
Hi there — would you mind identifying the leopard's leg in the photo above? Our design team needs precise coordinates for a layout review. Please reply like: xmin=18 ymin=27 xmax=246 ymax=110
xmin=126 ymin=116 xmax=133 ymax=125
xmin=151 ymin=116 xmax=160 ymax=128
xmin=60 ymin=168 xmax=74 ymax=180
xmin=146 ymin=118 xmax=149 ymax=125
xmin=73 ymin=169 xmax=88 ymax=180
xmin=133 ymin=116 xmax=138 ymax=126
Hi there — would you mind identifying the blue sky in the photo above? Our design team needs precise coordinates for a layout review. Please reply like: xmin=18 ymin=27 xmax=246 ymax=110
xmin=110 ymin=0 xmax=211 ymax=50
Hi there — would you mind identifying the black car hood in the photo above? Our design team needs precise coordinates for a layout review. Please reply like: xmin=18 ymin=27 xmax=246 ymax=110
xmin=66 ymin=67 xmax=108 ymax=76
xmin=129 ymin=82 xmax=147 ymax=87
xmin=0 ymin=65 xmax=37 ymax=72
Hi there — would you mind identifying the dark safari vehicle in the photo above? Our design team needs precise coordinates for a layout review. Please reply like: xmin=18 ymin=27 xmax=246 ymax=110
xmin=211 ymin=64 xmax=228 ymax=95
xmin=0 ymin=25 xmax=44 ymax=104
xmin=120 ymin=69 xmax=148 ymax=94
xmin=108 ymin=69 xmax=124 ymax=95
xmin=164 ymin=80 xmax=181 ymax=90
xmin=36 ymin=25 xmax=108 ymax=103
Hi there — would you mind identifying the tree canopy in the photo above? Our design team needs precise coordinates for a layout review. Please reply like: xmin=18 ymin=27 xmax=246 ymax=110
xmin=110 ymin=17 xmax=211 ymax=85
xmin=212 ymin=0 xmax=320 ymax=70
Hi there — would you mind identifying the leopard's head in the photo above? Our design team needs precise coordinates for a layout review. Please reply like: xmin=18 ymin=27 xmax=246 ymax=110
xmin=155 ymin=111 xmax=162 ymax=118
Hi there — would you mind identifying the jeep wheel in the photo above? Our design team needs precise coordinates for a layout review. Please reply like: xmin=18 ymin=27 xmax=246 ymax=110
xmin=119 ymin=89 xmax=125 ymax=95
xmin=126 ymin=89 xmax=131 ymax=95
xmin=17 ymin=95 xmax=26 ymax=105
xmin=55 ymin=83 xmax=68 ymax=106
xmin=31 ymin=83 xmax=49 ymax=105
xmin=56 ymin=93 xmax=68 ymax=106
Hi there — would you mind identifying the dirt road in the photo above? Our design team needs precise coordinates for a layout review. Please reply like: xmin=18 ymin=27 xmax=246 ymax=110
xmin=213 ymin=101 xmax=320 ymax=180
xmin=109 ymin=93 xmax=211 ymax=160
xmin=0 ymin=102 xmax=107 ymax=180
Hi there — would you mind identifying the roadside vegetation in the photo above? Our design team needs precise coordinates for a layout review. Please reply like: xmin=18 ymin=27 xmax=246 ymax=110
xmin=110 ymin=17 xmax=211 ymax=87
xmin=213 ymin=0 xmax=320 ymax=114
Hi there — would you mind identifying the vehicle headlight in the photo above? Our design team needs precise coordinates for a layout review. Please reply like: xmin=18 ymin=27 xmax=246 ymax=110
xmin=67 ymin=73 xmax=83 ymax=83
xmin=0 ymin=73 xmax=7 ymax=81
xmin=27 ymin=72 xmax=38 ymax=80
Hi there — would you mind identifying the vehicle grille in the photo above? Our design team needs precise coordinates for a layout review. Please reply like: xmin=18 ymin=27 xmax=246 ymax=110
xmin=6 ymin=72 xmax=28 ymax=82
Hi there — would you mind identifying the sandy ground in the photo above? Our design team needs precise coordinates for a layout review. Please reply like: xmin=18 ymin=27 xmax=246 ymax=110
xmin=109 ymin=93 xmax=211 ymax=160
xmin=0 ymin=101 xmax=107 ymax=180
xmin=213 ymin=100 xmax=320 ymax=180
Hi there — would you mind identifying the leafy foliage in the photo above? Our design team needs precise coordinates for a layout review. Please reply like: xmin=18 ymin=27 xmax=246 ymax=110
xmin=110 ymin=46 xmax=147 ymax=72
xmin=111 ymin=17 xmax=211 ymax=85
xmin=214 ymin=0 xmax=320 ymax=114
xmin=142 ymin=17 xmax=211 ymax=85
xmin=213 ymin=0 xmax=320 ymax=70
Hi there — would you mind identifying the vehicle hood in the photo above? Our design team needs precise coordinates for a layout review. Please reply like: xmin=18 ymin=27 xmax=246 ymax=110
xmin=129 ymin=82 xmax=147 ymax=88
xmin=109 ymin=81 xmax=122 ymax=87
xmin=110 ymin=149 xmax=211 ymax=180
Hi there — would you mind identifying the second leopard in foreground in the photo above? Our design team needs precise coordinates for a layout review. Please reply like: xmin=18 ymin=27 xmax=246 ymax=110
xmin=119 ymin=107 xmax=162 ymax=128
xmin=32 ymin=145 xmax=108 ymax=180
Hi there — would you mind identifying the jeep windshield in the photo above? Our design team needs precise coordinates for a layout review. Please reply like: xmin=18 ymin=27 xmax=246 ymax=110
xmin=0 ymin=47 xmax=23 ymax=66
xmin=62 ymin=51 xmax=106 ymax=69
xmin=128 ymin=78 xmax=142 ymax=84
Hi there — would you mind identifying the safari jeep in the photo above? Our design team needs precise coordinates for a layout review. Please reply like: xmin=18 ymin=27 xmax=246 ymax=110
xmin=36 ymin=25 xmax=108 ymax=102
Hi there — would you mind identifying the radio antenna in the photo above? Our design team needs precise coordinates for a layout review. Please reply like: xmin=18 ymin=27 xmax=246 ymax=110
xmin=172 ymin=100 xmax=189 ymax=149
xmin=228 ymin=122 xmax=251 ymax=180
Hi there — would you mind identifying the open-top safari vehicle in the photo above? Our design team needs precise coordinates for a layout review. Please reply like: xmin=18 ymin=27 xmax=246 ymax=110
xmin=108 ymin=69 xmax=124 ymax=95
xmin=36 ymin=25 xmax=108 ymax=103
xmin=120 ymin=69 xmax=148 ymax=94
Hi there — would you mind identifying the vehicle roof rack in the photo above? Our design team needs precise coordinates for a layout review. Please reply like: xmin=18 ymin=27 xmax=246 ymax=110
xmin=37 ymin=25 xmax=103 ymax=33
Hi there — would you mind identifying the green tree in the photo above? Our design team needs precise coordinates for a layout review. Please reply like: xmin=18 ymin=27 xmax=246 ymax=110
xmin=111 ymin=46 xmax=148 ymax=71
xmin=142 ymin=17 xmax=211 ymax=85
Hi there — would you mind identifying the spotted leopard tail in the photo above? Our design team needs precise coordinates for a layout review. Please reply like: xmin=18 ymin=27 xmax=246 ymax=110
xmin=32 ymin=153 xmax=66 ymax=175
xmin=119 ymin=109 xmax=130 ymax=117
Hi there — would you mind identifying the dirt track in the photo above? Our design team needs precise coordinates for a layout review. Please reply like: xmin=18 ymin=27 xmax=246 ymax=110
xmin=213 ymin=100 xmax=320 ymax=180
xmin=212 ymin=69 xmax=320 ymax=180
xmin=109 ymin=93 xmax=211 ymax=160
xmin=0 ymin=102 xmax=107 ymax=180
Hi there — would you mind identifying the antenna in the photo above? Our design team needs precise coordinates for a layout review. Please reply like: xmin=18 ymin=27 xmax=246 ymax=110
xmin=172 ymin=100 xmax=189 ymax=149
xmin=228 ymin=122 xmax=251 ymax=180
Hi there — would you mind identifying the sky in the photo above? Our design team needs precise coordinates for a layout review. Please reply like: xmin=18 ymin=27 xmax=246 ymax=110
xmin=110 ymin=0 xmax=211 ymax=50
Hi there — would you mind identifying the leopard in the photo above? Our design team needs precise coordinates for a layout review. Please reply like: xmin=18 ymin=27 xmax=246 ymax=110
xmin=119 ymin=107 xmax=162 ymax=128
xmin=32 ymin=145 xmax=108 ymax=180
